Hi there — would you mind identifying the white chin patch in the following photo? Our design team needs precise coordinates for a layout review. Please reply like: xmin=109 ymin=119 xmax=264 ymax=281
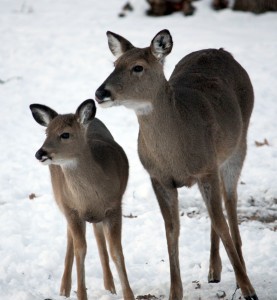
xmin=122 ymin=100 xmax=153 ymax=115
xmin=40 ymin=158 xmax=52 ymax=166
xmin=56 ymin=158 xmax=78 ymax=169
xmin=99 ymin=100 xmax=115 ymax=108
xmin=99 ymin=99 xmax=153 ymax=115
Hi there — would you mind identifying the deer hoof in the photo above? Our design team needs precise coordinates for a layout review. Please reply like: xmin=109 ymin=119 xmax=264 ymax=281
xmin=208 ymin=270 xmax=221 ymax=283
xmin=244 ymin=295 xmax=259 ymax=300
xmin=208 ymin=279 xmax=220 ymax=283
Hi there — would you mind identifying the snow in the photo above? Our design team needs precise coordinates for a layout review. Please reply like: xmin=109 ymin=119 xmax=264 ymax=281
xmin=0 ymin=0 xmax=276 ymax=299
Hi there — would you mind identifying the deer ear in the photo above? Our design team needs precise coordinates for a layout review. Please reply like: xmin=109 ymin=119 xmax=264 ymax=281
xmin=106 ymin=31 xmax=134 ymax=58
xmin=150 ymin=29 xmax=173 ymax=64
xmin=76 ymin=99 xmax=96 ymax=125
xmin=30 ymin=104 xmax=58 ymax=127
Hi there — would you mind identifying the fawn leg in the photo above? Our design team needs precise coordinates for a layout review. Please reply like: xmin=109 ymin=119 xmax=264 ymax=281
xmin=60 ymin=225 xmax=74 ymax=297
xmin=93 ymin=222 xmax=116 ymax=294
xmin=104 ymin=208 xmax=134 ymax=300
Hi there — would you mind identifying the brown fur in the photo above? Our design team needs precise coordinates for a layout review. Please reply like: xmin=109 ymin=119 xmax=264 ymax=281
xmin=95 ymin=30 xmax=258 ymax=300
xmin=233 ymin=0 xmax=277 ymax=13
xmin=146 ymin=0 xmax=228 ymax=16
xmin=30 ymin=100 xmax=134 ymax=300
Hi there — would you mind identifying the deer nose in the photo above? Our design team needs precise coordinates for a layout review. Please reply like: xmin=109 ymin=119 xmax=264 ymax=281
xmin=35 ymin=148 xmax=48 ymax=161
xmin=95 ymin=85 xmax=111 ymax=103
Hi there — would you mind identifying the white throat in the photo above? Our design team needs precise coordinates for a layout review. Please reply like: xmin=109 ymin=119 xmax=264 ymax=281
xmin=98 ymin=97 xmax=153 ymax=115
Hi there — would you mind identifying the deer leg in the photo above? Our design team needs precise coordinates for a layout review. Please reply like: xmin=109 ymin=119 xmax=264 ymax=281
xmin=208 ymin=226 xmax=222 ymax=283
xmin=182 ymin=0 xmax=196 ymax=16
xmin=197 ymin=172 xmax=258 ymax=299
xmin=103 ymin=208 xmax=134 ymax=300
xmin=146 ymin=0 xmax=168 ymax=16
xmin=220 ymin=149 xmax=247 ymax=272
xmin=212 ymin=0 xmax=229 ymax=10
xmin=93 ymin=223 xmax=116 ymax=294
xmin=66 ymin=213 xmax=87 ymax=300
xmin=60 ymin=225 xmax=74 ymax=297
xmin=151 ymin=178 xmax=183 ymax=300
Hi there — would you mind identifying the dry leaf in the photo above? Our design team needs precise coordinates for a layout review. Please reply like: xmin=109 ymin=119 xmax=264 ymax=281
xmin=255 ymin=138 xmax=269 ymax=147
xmin=29 ymin=193 xmax=37 ymax=200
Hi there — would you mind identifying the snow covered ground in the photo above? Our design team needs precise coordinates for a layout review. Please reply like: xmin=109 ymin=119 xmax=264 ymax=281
xmin=0 ymin=0 xmax=276 ymax=299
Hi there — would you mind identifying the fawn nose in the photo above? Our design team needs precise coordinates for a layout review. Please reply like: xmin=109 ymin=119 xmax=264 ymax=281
xmin=35 ymin=148 xmax=48 ymax=161
xmin=95 ymin=85 xmax=111 ymax=103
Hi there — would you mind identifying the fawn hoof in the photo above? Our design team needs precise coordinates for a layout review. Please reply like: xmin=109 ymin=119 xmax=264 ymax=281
xmin=104 ymin=278 xmax=116 ymax=294
xmin=244 ymin=295 xmax=259 ymax=300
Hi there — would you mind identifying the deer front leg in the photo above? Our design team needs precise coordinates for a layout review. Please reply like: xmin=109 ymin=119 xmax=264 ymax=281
xmin=197 ymin=172 xmax=258 ymax=300
xmin=66 ymin=213 xmax=87 ymax=300
xmin=151 ymin=178 xmax=183 ymax=300
xmin=104 ymin=208 xmax=134 ymax=300
xmin=60 ymin=226 xmax=74 ymax=297
xmin=93 ymin=223 xmax=116 ymax=294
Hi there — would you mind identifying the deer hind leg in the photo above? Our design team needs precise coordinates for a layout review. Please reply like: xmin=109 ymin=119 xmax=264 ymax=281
xmin=220 ymin=147 xmax=247 ymax=272
xmin=60 ymin=226 xmax=74 ymax=297
xmin=93 ymin=223 xmax=116 ymax=294
xmin=198 ymin=171 xmax=258 ymax=299
xmin=209 ymin=144 xmax=247 ymax=283
xmin=208 ymin=226 xmax=222 ymax=283
xmin=103 ymin=208 xmax=134 ymax=300
xmin=151 ymin=178 xmax=183 ymax=300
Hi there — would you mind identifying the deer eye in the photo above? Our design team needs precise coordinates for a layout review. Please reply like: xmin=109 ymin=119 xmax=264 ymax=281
xmin=60 ymin=132 xmax=70 ymax=139
xmin=132 ymin=65 xmax=144 ymax=73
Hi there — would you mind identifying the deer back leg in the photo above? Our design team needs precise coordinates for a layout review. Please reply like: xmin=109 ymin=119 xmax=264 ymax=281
xmin=220 ymin=144 xmax=247 ymax=271
xmin=103 ymin=208 xmax=134 ymax=300
xmin=93 ymin=223 xmax=116 ymax=294
xmin=197 ymin=171 xmax=257 ymax=299
xmin=151 ymin=178 xmax=183 ymax=300
xmin=208 ymin=226 xmax=222 ymax=283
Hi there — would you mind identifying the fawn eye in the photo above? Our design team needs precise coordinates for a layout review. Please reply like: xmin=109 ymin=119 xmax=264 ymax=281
xmin=132 ymin=65 xmax=144 ymax=73
xmin=60 ymin=133 xmax=70 ymax=139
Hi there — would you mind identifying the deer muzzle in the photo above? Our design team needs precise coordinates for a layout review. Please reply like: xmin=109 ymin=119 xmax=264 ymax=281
xmin=35 ymin=148 xmax=52 ymax=165
xmin=95 ymin=84 xmax=112 ymax=104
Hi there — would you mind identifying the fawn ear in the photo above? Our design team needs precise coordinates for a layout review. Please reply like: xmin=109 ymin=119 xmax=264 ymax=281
xmin=106 ymin=31 xmax=134 ymax=58
xmin=76 ymin=99 xmax=96 ymax=125
xmin=30 ymin=104 xmax=58 ymax=127
xmin=150 ymin=29 xmax=173 ymax=64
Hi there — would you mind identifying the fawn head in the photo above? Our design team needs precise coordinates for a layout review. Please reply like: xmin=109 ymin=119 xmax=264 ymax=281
xmin=95 ymin=29 xmax=173 ymax=114
xmin=30 ymin=99 xmax=96 ymax=167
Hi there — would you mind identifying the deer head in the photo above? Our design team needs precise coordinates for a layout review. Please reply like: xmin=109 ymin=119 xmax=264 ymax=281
xmin=30 ymin=99 xmax=96 ymax=166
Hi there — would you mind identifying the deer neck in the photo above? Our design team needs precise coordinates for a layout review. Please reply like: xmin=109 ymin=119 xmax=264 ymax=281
xmin=137 ymin=81 xmax=176 ymax=136
xmin=59 ymin=145 xmax=100 ymax=196
xmin=62 ymin=146 xmax=95 ymax=180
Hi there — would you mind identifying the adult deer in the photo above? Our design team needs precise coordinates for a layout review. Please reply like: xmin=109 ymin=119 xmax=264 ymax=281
xmin=30 ymin=99 xmax=134 ymax=300
xmin=146 ymin=0 xmax=228 ymax=16
xmin=95 ymin=30 xmax=258 ymax=300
